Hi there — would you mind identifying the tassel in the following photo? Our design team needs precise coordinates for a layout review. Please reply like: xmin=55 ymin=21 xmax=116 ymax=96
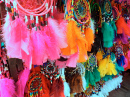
xmin=0 ymin=78 xmax=16 ymax=97
xmin=85 ymin=70 xmax=90 ymax=88
xmin=16 ymin=68 xmax=30 ymax=97
xmin=101 ymin=22 xmax=114 ymax=48
xmin=111 ymin=52 xmax=124 ymax=73
xmin=93 ymin=67 xmax=101 ymax=82
xmin=124 ymin=57 xmax=128 ymax=68
xmin=66 ymin=52 xmax=79 ymax=67
xmin=84 ymin=27 xmax=94 ymax=51
xmin=117 ymin=55 xmax=125 ymax=66
xmin=2 ymin=13 xmax=30 ymax=59
xmin=47 ymin=18 xmax=68 ymax=49
xmin=100 ymin=75 xmax=123 ymax=97
xmin=98 ymin=57 xmax=109 ymax=77
xmin=70 ymin=74 xmax=83 ymax=93
xmin=124 ymin=50 xmax=130 ymax=70
xmin=2 ymin=12 xmax=12 ymax=48
xmin=82 ymin=76 xmax=87 ymax=91
xmin=64 ymin=82 xmax=70 ymax=97
xmin=119 ymin=32 xmax=128 ymax=44
xmin=116 ymin=17 xmax=130 ymax=36
xmin=50 ymin=77 xmax=65 ymax=97
xmin=61 ymin=20 xmax=88 ymax=62
xmin=85 ymin=67 xmax=100 ymax=88
xmin=110 ymin=20 xmax=117 ymax=33
xmin=31 ymin=28 xmax=48 ymax=65
xmin=90 ymin=19 xmax=95 ymax=34
xmin=110 ymin=20 xmax=117 ymax=41
xmin=107 ymin=62 xmax=117 ymax=75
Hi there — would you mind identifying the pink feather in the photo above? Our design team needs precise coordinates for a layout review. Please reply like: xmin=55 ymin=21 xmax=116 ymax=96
xmin=128 ymin=50 xmax=130 ymax=61
xmin=55 ymin=60 xmax=66 ymax=68
xmin=42 ymin=26 xmax=61 ymax=60
xmin=2 ymin=14 xmax=30 ymax=59
xmin=16 ymin=68 xmax=30 ymax=97
xmin=66 ymin=52 xmax=79 ymax=67
xmin=124 ymin=57 xmax=128 ymax=68
xmin=121 ymin=32 xmax=128 ymax=44
xmin=31 ymin=28 xmax=47 ymax=65
xmin=2 ymin=12 xmax=12 ymax=45
xmin=0 ymin=78 xmax=16 ymax=97
xmin=2 ymin=13 xmax=16 ymax=57
xmin=21 ymin=37 xmax=33 ymax=69
xmin=48 ymin=18 xmax=68 ymax=48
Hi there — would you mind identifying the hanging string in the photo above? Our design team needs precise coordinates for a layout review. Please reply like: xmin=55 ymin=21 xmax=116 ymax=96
xmin=13 ymin=0 xmax=54 ymax=16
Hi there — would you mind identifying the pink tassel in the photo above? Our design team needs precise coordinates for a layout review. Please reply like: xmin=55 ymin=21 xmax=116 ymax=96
xmin=48 ymin=18 xmax=68 ymax=48
xmin=21 ymin=38 xmax=33 ymax=69
xmin=42 ymin=26 xmax=61 ymax=60
xmin=121 ymin=32 xmax=128 ymax=44
xmin=2 ymin=14 xmax=30 ymax=59
xmin=31 ymin=28 xmax=48 ymax=65
xmin=0 ymin=78 xmax=16 ymax=97
xmin=124 ymin=57 xmax=128 ymax=68
xmin=2 ymin=12 xmax=12 ymax=45
xmin=128 ymin=50 xmax=130 ymax=61
xmin=16 ymin=68 xmax=30 ymax=97
xmin=66 ymin=52 xmax=79 ymax=67
xmin=55 ymin=60 xmax=66 ymax=68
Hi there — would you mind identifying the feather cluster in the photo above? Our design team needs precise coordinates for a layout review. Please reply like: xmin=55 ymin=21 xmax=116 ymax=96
xmin=0 ymin=78 xmax=16 ymax=97
xmin=116 ymin=17 xmax=130 ymax=36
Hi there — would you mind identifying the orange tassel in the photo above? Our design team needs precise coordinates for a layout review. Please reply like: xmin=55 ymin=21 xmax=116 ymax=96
xmin=116 ymin=17 xmax=130 ymax=36
xmin=84 ymin=28 xmax=94 ymax=52
xmin=61 ymin=20 xmax=88 ymax=62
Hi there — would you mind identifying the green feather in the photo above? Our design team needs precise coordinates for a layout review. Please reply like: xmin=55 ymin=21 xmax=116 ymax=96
xmin=93 ymin=67 xmax=101 ymax=82
xmin=101 ymin=22 xmax=114 ymax=48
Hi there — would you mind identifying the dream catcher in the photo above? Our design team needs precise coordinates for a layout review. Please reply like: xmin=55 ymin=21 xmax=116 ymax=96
xmin=61 ymin=0 xmax=94 ymax=64
xmin=100 ymin=0 xmax=117 ymax=48
xmin=41 ymin=61 xmax=65 ymax=97
xmin=3 ymin=0 xmax=68 ymax=68
xmin=84 ymin=55 xmax=97 ymax=71
xmin=41 ymin=61 xmax=59 ymax=83
xmin=100 ymin=0 xmax=112 ymax=22
xmin=91 ymin=0 xmax=102 ymax=28
xmin=26 ymin=66 xmax=50 ymax=97
xmin=73 ymin=0 xmax=91 ymax=31
xmin=84 ymin=54 xmax=101 ymax=87
xmin=90 ymin=0 xmax=103 ymax=54
xmin=112 ymin=6 xmax=120 ymax=21
xmin=114 ymin=43 xmax=125 ymax=67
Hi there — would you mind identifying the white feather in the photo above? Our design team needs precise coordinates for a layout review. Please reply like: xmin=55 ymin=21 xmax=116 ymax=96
xmin=90 ymin=19 xmax=95 ymax=34
xmin=82 ymin=76 xmax=87 ymax=91
xmin=91 ymin=75 xmax=123 ymax=97
xmin=64 ymin=82 xmax=70 ymax=97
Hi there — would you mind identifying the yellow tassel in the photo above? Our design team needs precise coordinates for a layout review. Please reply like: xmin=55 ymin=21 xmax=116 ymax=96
xmin=107 ymin=57 xmax=117 ymax=75
xmin=98 ymin=57 xmax=108 ymax=77
xmin=96 ymin=51 xmax=103 ymax=61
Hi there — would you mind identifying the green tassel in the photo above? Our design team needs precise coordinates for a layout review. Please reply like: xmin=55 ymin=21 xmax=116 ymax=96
xmin=93 ymin=67 xmax=101 ymax=82
xmin=103 ymin=75 xmax=114 ymax=81
xmin=110 ymin=20 xmax=117 ymax=33
xmin=115 ymin=62 xmax=124 ymax=74
xmin=111 ymin=52 xmax=124 ymax=74
xmin=101 ymin=22 xmax=114 ymax=48
xmin=85 ymin=70 xmax=90 ymax=88
xmin=89 ymin=71 xmax=95 ymax=86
